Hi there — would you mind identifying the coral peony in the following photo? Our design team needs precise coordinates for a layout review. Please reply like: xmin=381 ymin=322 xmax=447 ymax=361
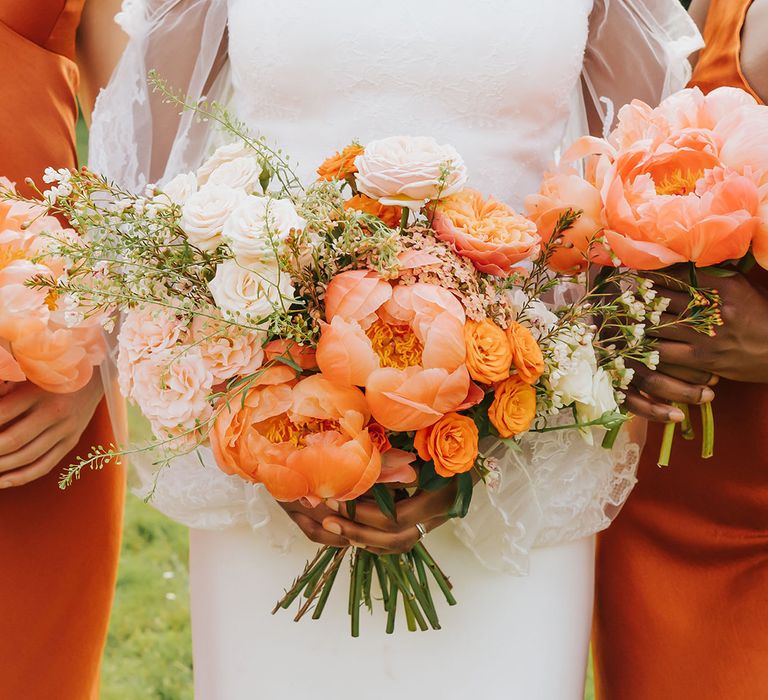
xmin=414 ymin=412 xmax=479 ymax=477
xmin=432 ymin=189 xmax=540 ymax=276
xmin=316 ymin=271 xmax=470 ymax=431
xmin=558 ymin=87 xmax=767 ymax=270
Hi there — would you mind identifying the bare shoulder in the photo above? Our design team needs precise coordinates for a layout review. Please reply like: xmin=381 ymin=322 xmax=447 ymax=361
xmin=742 ymin=0 xmax=768 ymax=103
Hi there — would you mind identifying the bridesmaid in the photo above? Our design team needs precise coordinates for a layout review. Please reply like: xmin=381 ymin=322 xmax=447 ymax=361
xmin=594 ymin=1 xmax=768 ymax=699
xmin=0 ymin=2 xmax=126 ymax=698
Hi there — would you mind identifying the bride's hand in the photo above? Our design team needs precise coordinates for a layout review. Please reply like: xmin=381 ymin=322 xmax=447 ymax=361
xmin=279 ymin=501 xmax=352 ymax=548
xmin=321 ymin=486 xmax=458 ymax=556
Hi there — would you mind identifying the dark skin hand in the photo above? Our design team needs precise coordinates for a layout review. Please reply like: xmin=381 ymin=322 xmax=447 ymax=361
xmin=279 ymin=481 xmax=460 ymax=555
xmin=626 ymin=270 xmax=768 ymax=423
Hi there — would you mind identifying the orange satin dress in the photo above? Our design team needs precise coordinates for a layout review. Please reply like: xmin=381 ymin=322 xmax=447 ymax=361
xmin=0 ymin=3 xmax=125 ymax=699
xmin=594 ymin=2 xmax=768 ymax=699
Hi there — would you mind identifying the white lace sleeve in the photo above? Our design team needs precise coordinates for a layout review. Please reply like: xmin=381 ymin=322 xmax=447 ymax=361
xmin=89 ymin=0 xmax=229 ymax=192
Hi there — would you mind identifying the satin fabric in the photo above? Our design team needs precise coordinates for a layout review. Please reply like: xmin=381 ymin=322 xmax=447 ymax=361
xmin=594 ymin=3 xmax=768 ymax=698
xmin=0 ymin=3 xmax=125 ymax=699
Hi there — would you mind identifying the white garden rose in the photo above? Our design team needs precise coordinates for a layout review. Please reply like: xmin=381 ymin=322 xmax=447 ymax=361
xmin=208 ymin=260 xmax=294 ymax=321
xmin=506 ymin=288 xmax=558 ymax=339
xmin=197 ymin=141 xmax=254 ymax=184
xmin=575 ymin=367 xmax=618 ymax=424
xmin=206 ymin=156 xmax=263 ymax=193
xmin=180 ymin=185 xmax=245 ymax=253
xmin=222 ymin=196 xmax=306 ymax=264
xmin=546 ymin=330 xmax=597 ymax=407
xmin=156 ymin=172 xmax=197 ymax=206
xmin=354 ymin=135 xmax=468 ymax=209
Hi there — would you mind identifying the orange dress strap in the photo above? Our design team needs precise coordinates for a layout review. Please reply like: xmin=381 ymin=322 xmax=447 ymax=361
xmin=690 ymin=0 xmax=762 ymax=101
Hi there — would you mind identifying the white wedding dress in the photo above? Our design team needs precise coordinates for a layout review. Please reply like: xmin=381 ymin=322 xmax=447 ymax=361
xmin=91 ymin=1 xmax=700 ymax=698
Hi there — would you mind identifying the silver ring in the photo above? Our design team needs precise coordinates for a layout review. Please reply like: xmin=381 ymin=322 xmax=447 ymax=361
xmin=415 ymin=522 xmax=428 ymax=539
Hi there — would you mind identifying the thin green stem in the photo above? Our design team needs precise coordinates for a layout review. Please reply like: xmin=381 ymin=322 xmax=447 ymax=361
xmin=658 ymin=420 xmax=676 ymax=467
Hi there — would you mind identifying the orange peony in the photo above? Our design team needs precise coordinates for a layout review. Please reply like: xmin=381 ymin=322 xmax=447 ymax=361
xmin=211 ymin=371 xmax=382 ymax=506
xmin=344 ymin=194 xmax=404 ymax=228
xmin=414 ymin=412 xmax=479 ymax=478
xmin=317 ymin=143 xmax=365 ymax=181
xmin=316 ymin=272 xmax=472 ymax=431
xmin=488 ymin=375 xmax=537 ymax=438
xmin=463 ymin=319 xmax=512 ymax=384
xmin=431 ymin=189 xmax=540 ymax=276
xmin=506 ymin=322 xmax=545 ymax=385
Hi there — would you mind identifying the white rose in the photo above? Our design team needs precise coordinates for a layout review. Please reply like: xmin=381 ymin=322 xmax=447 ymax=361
xmin=156 ymin=172 xmax=198 ymax=206
xmin=208 ymin=260 xmax=294 ymax=321
xmin=206 ymin=156 xmax=263 ymax=193
xmin=180 ymin=185 xmax=245 ymax=253
xmin=547 ymin=333 xmax=597 ymax=406
xmin=575 ymin=367 xmax=618 ymax=424
xmin=222 ymin=196 xmax=306 ymax=264
xmin=197 ymin=141 xmax=254 ymax=184
xmin=354 ymin=135 xmax=468 ymax=210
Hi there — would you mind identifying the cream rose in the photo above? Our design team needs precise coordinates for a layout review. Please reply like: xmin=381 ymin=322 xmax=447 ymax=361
xmin=222 ymin=196 xmax=306 ymax=264
xmin=575 ymin=367 xmax=618 ymax=424
xmin=206 ymin=156 xmax=263 ymax=193
xmin=156 ymin=172 xmax=197 ymax=206
xmin=354 ymin=136 xmax=468 ymax=209
xmin=208 ymin=260 xmax=294 ymax=321
xmin=197 ymin=141 xmax=254 ymax=184
xmin=180 ymin=184 xmax=245 ymax=253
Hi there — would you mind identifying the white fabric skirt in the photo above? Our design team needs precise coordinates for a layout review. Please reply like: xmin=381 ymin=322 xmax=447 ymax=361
xmin=189 ymin=521 xmax=594 ymax=700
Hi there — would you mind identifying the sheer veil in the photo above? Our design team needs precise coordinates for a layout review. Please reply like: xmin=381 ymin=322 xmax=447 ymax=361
xmin=90 ymin=0 xmax=703 ymax=571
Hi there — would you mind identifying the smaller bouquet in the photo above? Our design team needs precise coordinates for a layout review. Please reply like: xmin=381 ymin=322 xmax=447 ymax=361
xmin=527 ymin=86 xmax=768 ymax=465
xmin=0 ymin=177 xmax=104 ymax=394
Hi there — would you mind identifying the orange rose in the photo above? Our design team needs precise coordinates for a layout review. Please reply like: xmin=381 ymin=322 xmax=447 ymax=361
xmin=488 ymin=375 xmax=537 ymax=438
xmin=344 ymin=194 xmax=403 ymax=228
xmin=367 ymin=422 xmax=391 ymax=453
xmin=414 ymin=412 xmax=479 ymax=478
xmin=464 ymin=319 xmax=512 ymax=384
xmin=317 ymin=143 xmax=365 ymax=181
xmin=506 ymin=322 xmax=544 ymax=385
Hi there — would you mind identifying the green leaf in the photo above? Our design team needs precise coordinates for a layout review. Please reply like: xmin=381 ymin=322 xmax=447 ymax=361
xmin=372 ymin=484 xmax=397 ymax=522
xmin=417 ymin=459 xmax=452 ymax=492
xmin=346 ymin=499 xmax=357 ymax=521
xmin=698 ymin=265 xmax=739 ymax=278
xmin=447 ymin=473 xmax=474 ymax=520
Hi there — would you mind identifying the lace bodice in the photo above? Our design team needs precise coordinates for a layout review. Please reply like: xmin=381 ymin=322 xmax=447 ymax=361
xmin=227 ymin=0 xmax=593 ymax=209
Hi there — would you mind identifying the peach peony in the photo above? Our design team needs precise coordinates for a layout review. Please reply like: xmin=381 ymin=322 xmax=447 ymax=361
xmin=463 ymin=319 xmax=512 ymax=384
xmin=213 ymin=372 xmax=383 ymax=506
xmin=506 ymin=322 xmax=545 ymax=385
xmin=525 ymin=171 xmax=606 ymax=274
xmin=557 ymin=87 xmax=768 ymax=270
xmin=344 ymin=194 xmax=403 ymax=228
xmin=264 ymin=338 xmax=318 ymax=371
xmin=317 ymin=271 xmax=471 ymax=431
xmin=414 ymin=412 xmax=479 ymax=477
xmin=431 ymin=189 xmax=540 ymax=276
xmin=488 ymin=375 xmax=537 ymax=438
xmin=317 ymin=143 xmax=365 ymax=181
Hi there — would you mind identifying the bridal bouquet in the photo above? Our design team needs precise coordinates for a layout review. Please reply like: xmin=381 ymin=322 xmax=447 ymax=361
xmin=0 ymin=178 xmax=105 ymax=394
xmin=17 ymin=84 xmax=701 ymax=635
xmin=528 ymin=86 xmax=768 ymax=465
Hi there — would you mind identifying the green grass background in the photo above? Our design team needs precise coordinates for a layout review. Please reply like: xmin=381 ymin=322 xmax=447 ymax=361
xmin=77 ymin=120 xmax=596 ymax=700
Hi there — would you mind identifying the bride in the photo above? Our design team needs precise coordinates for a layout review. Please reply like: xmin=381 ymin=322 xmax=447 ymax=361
xmin=91 ymin=1 xmax=700 ymax=698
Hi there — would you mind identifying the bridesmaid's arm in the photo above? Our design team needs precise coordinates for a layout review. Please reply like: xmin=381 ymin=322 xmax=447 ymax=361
xmin=742 ymin=0 xmax=768 ymax=103
xmin=76 ymin=0 xmax=129 ymax=124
